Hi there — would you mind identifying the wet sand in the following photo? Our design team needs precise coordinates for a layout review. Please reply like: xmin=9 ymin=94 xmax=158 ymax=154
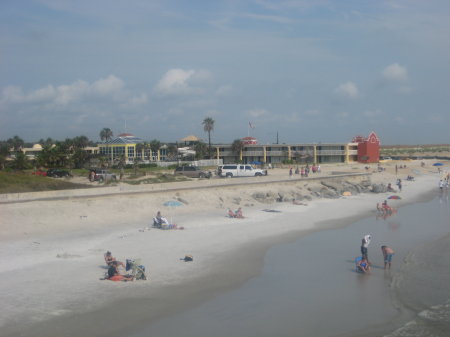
xmin=127 ymin=191 xmax=450 ymax=337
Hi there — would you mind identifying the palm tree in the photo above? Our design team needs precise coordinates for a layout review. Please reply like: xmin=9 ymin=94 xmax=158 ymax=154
xmin=7 ymin=135 xmax=24 ymax=152
xmin=150 ymin=139 xmax=161 ymax=161
xmin=166 ymin=144 xmax=178 ymax=161
xmin=194 ymin=141 xmax=208 ymax=160
xmin=99 ymin=128 xmax=113 ymax=142
xmin=231 ymin=139 xmax=244 ymax=162
xmin=202 ymin=117 xmax=214 ymax=159
xmin=135 ymin=143 xmax=145 ymax=162
xmin=99 ymin=128 xmax=114 ymax=165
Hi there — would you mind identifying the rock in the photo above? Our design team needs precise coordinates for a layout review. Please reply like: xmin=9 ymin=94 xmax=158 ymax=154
xmin=176 ymin=197 xmax=189 ymax=204
xmin=371 ymin=184 xmax=387 ymax=193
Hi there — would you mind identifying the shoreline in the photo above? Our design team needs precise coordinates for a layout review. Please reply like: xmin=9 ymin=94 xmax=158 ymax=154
xmin=0 ymin=162 xmax=444 ymax=337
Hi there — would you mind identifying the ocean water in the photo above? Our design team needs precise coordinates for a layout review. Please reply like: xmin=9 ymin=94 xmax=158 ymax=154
xmin=130 ymin=190 xmax=450 ymax=337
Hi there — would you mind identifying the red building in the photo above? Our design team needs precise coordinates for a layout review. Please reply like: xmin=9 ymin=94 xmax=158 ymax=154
xmin=352 ymin=131 xmax=380 ymax=163
xmin=241 ymin=137 xmax=258 ymax=145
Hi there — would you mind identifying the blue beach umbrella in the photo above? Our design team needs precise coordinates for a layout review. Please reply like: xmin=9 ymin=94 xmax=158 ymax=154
xmin=163 ymin=200 xmax=183 ymax=207
xmin=432 ymin=163 xmax=444 ymax=166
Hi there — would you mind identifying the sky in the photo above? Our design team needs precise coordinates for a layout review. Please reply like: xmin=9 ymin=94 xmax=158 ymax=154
xmin=1 ymin=0 xmax=450 ymax=145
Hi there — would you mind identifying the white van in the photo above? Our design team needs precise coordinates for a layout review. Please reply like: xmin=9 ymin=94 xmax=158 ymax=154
xmin=218 ymin=164 xmax=267 ymax=177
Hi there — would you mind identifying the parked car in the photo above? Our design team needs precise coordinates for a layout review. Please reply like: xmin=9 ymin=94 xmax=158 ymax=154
xmin=32 ymin=169 xmax=47 ymax=176
xmin=174 ymin=166 xmax=212 ymax=178
xmin=46 ymin=168 xmax=72 ymax=178
xmin=218 ymin=164 xmax=267 ymax=177
xmin=90 ymin=169 xmax=117 ymax=182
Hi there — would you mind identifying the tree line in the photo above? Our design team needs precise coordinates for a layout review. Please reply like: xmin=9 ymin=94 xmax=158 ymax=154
xmin=0 ymin=118 xmax=233 ymax=171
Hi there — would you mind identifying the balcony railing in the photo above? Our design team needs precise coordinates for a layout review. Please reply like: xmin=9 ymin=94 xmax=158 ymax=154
xmin=316 ymin=150 xmax=345 ymax=155
xmin=243 ymin=151 xmax=264 ymax=156
xmin=265 ymin=151 xmax=285 ymax=156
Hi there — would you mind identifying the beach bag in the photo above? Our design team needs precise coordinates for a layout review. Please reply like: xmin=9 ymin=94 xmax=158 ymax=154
xmin=135 ymin=265 xmax=147 ymax=280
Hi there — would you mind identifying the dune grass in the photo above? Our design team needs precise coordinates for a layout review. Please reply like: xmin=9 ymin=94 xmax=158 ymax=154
xmin=0 ymin=172 xmax=92 ymax=194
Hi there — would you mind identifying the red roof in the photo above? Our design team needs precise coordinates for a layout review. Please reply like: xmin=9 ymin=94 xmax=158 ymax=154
xmin=117 ymin=133 xmax=134 ymax=137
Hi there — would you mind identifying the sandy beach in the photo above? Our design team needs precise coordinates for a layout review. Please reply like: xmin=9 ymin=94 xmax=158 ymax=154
xmin=0 ymin=160 xmax=446 ymax=337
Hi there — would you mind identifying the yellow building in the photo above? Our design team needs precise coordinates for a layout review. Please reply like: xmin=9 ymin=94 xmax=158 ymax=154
xmin=98 ymin=133 xmax=166 ymax=164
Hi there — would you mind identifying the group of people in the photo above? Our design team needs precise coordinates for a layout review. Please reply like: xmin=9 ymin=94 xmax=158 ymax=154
xmin=357 ymin=234 xmax=394 ymax=274
xmin=228 ymin=207 xmax=244 ymax=218
xmin=289 ymin=164 xmax=321 ymax=178
xmin=104 ymin=251 xmax=134 ymax=281
xmin=439 ymin=179 xmax=450 ymax=190
xmin=376 ymin=200 xmax=396 ymax=215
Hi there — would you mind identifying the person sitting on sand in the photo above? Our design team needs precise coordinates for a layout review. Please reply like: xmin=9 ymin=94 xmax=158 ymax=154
xmin=235 ymin=207 xmax=244 ymax=218
xmin=357 ymin=257 xmax=371 ymax=274
xmin=153 ymin=211 xmax=169 ymax=227
xmin=381 ymin=245 xmax=395 ymax=269
xmin=387 ymin=183 xmax=396 ymax=192
xmin=107 ymin=261 xmax=133 ymax=281
xmin=227 ymin=209 xmax=236 ymax=218
xmin=104 ymin=251 xmax=125 ymax=268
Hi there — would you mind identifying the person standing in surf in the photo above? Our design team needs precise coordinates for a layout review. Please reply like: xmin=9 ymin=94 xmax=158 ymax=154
xmin=381 ymin=245 xmax=395 ymax=269
xmin=361 ymin=234 xmax=372 ymax=263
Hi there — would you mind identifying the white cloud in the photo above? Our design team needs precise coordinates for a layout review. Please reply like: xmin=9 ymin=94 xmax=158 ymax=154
xmin=1 ymin=75 xmax=142 ymax=107
xmin=335 ymin=82 xmax=359 ymax=99
xmin=154 ymin=69 xmax=211 ymax=96
xmin=382 ymin=63 xmax=408 ymax=81
xmin=1 ymin=86 xmax=25 ymax=104
xmin=91 ymin=75 xmax=124 ymax=95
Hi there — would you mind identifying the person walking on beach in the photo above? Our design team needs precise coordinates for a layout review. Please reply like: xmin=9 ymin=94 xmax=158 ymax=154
xmin=361 ymin=234 xmax=371 ymax=263
xmin=381 ymin=245 xmax=394 ymax=269
xmin=397 ymin=179 xmax=402 ymax=192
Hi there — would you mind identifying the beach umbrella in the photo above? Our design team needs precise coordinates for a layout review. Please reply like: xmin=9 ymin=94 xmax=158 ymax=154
xmin=163 ymin=200 xmax=184 ymax=225
xmin=432 ymin=163 xmax=444 ymax=166
xmin=388 ymin=195 xmax=401 ymax=200
xmin=163 ymin=200 xmax=183 ymax=207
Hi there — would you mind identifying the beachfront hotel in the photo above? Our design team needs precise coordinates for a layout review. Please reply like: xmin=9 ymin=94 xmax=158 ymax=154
xmin=213 ymin=132 xmax=380 ymax=165
xmin=95 ymin=131 xmax=380 ymax=165
xmin=18 ymin=132 xmax=379 ymax=166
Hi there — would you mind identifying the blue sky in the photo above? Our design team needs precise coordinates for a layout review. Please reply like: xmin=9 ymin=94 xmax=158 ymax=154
xmin=1 ymin=0 xmax=450 ymax=145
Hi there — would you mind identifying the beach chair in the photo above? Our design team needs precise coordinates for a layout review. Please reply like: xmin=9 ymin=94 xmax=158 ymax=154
xmin=126 ymin=259 xmax=147 ymax=280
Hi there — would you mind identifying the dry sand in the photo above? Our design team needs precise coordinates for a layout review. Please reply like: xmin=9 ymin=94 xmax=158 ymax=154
xmin=0 ymin=160 xmax=445 ymax=337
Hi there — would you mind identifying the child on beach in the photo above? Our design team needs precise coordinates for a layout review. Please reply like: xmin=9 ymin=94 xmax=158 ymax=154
xmin=360 ymin=235 xmax=371 ymax=263
xmin=381 ymin=245 xmax=395 ymax=269
xmin=357 ymin=257 xmax=371 ymax=274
